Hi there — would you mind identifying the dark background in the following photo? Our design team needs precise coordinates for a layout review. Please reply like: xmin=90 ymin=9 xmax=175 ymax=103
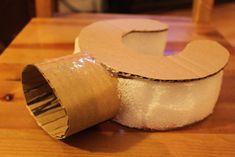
xmin=0 ymin=0 xmax=233 ymax=53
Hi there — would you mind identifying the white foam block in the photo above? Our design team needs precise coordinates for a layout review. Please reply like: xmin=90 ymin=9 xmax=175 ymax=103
xmin=114 ymin=71 xmax=222 ymax=129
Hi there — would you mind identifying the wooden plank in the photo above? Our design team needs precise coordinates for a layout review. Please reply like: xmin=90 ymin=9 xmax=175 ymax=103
xmin=0 ymin=48 xmax=71 ymax=64
xmin=0 ymin=129 xmax=235 ymax=157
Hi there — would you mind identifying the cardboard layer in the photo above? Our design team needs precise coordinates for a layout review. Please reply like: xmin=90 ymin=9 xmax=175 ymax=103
xmin=22 ymin=53 xmax=120 ymax=139
xmin=79 ymin=19 xmax=229 ymax=81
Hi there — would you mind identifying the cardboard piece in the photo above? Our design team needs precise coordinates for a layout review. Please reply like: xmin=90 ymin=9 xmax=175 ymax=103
xmin=78 ymin=19 xmax=229 ymax=81
xmin=22 ymin=53 xmax=120 ymax=139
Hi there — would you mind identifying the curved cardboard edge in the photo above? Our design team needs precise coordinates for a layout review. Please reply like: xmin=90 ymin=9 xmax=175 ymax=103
xmin=78 ymin=18 xmax=230 ymax=81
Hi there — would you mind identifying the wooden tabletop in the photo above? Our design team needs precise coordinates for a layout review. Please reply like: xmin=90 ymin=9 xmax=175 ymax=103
xmin=0 ymin=13 xmax=235 ymax=157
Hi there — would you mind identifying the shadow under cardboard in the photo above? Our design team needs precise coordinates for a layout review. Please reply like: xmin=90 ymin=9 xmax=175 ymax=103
xmin=62 ymin=121 xmax=173 ymax=156
xmin=62 ymin=121 xmax=148 ymax=153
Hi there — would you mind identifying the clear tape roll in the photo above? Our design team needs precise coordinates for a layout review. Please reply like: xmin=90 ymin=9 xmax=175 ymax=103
xmin=22 ymin=53 xmax=120 ymax=139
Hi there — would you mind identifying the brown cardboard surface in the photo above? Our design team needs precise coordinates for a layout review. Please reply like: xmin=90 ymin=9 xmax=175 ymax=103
xmin=79 ymin=19 xmax=229 ymax=81
xmin=22 ymin=53 xmax=120 ymax=139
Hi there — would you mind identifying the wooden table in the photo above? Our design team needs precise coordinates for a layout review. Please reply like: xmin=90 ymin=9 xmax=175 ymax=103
xmin=0 ymin=13 xmax=235 ymax=157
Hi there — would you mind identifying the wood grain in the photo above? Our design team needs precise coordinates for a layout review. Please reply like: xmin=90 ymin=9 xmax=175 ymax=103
xmin=0 ymin=13 xmax=235 ymax=157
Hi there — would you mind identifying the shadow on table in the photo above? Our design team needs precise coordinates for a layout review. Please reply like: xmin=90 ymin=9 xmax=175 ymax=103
xmin=62 ymin=121 xmax=173 ymax=156
xmin=62 ymin=121 xmax=148 ymax=152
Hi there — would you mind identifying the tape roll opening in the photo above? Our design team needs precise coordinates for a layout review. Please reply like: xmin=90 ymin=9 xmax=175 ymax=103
xmin=22 ymin=65 xmax=68 ymax=139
